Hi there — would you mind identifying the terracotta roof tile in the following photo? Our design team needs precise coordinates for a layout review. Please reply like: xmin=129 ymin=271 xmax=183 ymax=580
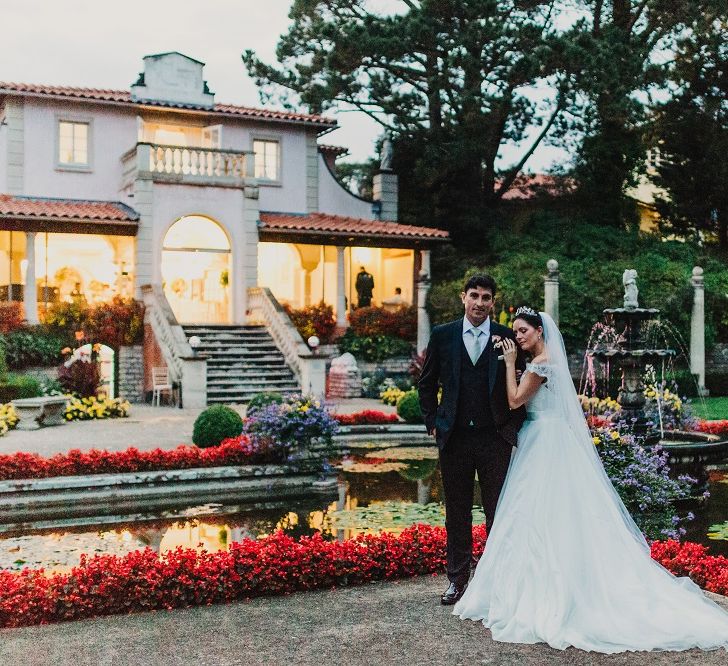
xmin=0 ymin=81 xmax=336 ymax=127
xmin=500 ymin=173 xmax=573 ymax=200
xmin=317 ymin=144 xmax=349 ymax=157
xmin=259 ymin=212 xmax=449 ymax=241
xmin=0 ymin=194 xmax=139 ymax=222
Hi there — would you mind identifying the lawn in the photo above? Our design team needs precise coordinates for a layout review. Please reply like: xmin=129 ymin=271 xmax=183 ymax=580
xmin=691 ymin=397 xmax=728 ymax=421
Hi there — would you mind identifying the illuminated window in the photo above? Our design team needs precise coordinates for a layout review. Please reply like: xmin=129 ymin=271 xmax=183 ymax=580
xmin=253 ymin=139 xmax=280 ymax=181
xmin=58 ymin=121 xmax=89 ymax=166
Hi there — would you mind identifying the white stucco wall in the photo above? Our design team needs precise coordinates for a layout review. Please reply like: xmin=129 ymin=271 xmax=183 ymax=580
xmin=224 ymin=122 xmax=309 ymax=213
xmin=318 ymin=154 xmax=373 ymax=219
xmin=0 ymin=103 xmax=7 ymax=192
xmin=22 ymin=99 xmax=136 ymax=200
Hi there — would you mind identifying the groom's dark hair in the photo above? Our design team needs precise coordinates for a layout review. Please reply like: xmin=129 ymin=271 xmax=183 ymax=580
xmin=463 ymin=274 xmax=497 ymax=295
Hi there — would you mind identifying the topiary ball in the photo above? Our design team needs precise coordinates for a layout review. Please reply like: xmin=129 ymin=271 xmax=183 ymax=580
xmin=397 ymin=389 xmax=424 ymax=424
xmin=246 ymin=391 xmax=284 ymax=415
xmin=192 ymin=405 xmax=243 ymax=448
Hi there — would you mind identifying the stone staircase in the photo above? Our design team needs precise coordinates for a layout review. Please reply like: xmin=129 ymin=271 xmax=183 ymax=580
xmin=182 ymin=325 xmax=300 ymax=404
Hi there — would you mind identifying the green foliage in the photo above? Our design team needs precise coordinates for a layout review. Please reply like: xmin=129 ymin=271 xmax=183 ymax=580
xmin=243 ymin=0 xmax=568 ymax=234
xmin=652 ymin=13 xmax=728 ymax=248
xmin=192 ymin=405 xmax=244 ymax=449
xmin=246 ymin=391 xmax=284 ymax=415
xmin=337 ymin=330 xmax=413 ymax=362
xmin=397 ymin=389 xmax=424 ymax=424
xmin=428 ymin=213 xmax=728 ymax=347
xmin=0 ymin=373 xmax=42 ymax=403
xmin=692 ymin=397 xmax=728 ymax=421
xmin=0 ymin=330 xmax=66 ymax=370
xmin=0 ymin=346 xmax=7 ymax=382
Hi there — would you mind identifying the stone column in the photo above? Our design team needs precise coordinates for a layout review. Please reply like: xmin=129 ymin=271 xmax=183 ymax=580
xmin=544 ymin=259 xmax=559 ymax=326
xmin=335 ymin=246 xmax=347 ymax=329
xmin=690 ymin=266 xmax=709 ymax=396
xmin=372 ymin=171 xmax=399 ymax=221
xmin=24 ymin=231 xmax=38 ymax=324
xmin=417 ymin=249 xmax=432 ymax=353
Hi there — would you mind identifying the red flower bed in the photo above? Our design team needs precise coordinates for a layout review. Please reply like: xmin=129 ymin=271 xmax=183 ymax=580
xmin=695 ymin=420 xmax=728 ymax=437
xmin=0 ymin=526 xmax=726 ymax=628
xmin=0 ymin=525 xmax=467 ymax=628
xmin=650 ymin=540 xmax=728 ymax=595
xmin=0 ymin=438 xmax=267 ymax=481
xmin=334 ymin=410 xmax=400 ymax=425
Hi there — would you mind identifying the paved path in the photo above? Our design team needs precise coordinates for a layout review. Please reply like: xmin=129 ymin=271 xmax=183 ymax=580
xmin=1 ymin=574 xmax=726 ymax=666
xmin=0 ymin=398 xmax=398 ymax=456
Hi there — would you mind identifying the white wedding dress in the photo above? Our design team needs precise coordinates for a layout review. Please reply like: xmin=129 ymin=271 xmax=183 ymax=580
xmin=454 ymin=313 xmax=728 ymax=653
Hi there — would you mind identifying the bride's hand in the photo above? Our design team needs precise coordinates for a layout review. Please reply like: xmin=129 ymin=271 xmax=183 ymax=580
xmin=500 ymin=338 xmax=518 ymax=367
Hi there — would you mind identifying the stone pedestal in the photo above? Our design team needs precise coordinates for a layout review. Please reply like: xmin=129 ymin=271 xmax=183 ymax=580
xmin=690 ymin=266 xmax=709 ymax=396
xmin=544 ymin=259 xmax=559 ymax=326
xmin=118 ymin=345 xmax=144 ymax=402
xmin=327 ymin=353 xmax=362 ymax=399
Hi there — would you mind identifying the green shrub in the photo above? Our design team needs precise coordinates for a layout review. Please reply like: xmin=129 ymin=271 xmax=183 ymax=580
xmin=0 ymin=346 xmax=7 ymax=382
xmin=0 ymin=330 xmax=66 ymax=370
xmin=706 ymin=372 xmax=728 ymax=397
xmin=337 ymin=330 xmax=413 ymax=362
xmin=0 ymin=373 xmax=43 ymax=403
xmin=246 ymin=391 xmax=284 ymax=415
xmin=192 ymin=405 xmax=244 ymax=448
xmin=283 ymin=301 xmax=336 ymax=344
xmin=397 ymin=389 xmax=424 ymax=424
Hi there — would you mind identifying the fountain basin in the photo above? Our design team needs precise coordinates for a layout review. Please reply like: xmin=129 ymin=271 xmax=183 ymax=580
xmin=657 ymin=431 xmax=728 ymax=466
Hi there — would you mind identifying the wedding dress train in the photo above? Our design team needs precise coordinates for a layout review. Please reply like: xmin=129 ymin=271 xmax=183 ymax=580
xmin=454 ymin=314 xmax=728 ymax=653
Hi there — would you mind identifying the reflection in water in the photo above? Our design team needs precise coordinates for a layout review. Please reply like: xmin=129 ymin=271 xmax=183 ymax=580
xmin=2 ymin=451 xmax=727 ymax=573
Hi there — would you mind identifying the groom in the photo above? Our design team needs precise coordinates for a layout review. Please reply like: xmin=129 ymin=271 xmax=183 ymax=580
xmin=418 ymin=274 xmax=526 ymax=604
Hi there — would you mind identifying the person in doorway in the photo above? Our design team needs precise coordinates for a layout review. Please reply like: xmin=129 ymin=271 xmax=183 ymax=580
xmin=355 ymin=266 xmax=374 ymax=308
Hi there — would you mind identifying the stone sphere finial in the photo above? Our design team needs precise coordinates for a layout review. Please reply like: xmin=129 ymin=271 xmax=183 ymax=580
xmin=547 ymin=259 xmax=559 ymax=272
xmin=693 ymin=266 xmax=704 ymax=277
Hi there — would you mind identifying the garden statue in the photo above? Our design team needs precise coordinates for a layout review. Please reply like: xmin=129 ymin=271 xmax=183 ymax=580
xmin=623 ymin=269 xmax=639 ymax=309
xmin=380 ymin=133 xmax=393 ymax=171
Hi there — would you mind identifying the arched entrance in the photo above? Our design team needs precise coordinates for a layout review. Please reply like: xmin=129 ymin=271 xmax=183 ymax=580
xmin=161 ymin=215 xmax=231 ymax=324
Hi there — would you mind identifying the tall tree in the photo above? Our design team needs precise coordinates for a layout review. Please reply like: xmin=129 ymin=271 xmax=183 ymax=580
xmin=243 ymin=0 xmax=568 ymax=235
xmin=567 ymin=1 xmax=695 ymax=227
xmin=651 ymin=12 xmax=728 ymax=248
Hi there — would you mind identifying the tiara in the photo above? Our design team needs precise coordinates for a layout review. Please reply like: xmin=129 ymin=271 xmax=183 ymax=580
xmin=515 ymin=306 xmax=538 ymax=318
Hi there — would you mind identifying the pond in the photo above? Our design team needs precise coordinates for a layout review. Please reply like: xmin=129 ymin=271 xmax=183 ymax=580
xmin=1 ymin=442 xmax=727 ymax=573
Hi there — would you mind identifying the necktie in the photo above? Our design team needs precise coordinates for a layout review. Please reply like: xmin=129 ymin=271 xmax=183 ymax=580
xmin=469 ymin=329 xmax=482 ymax=365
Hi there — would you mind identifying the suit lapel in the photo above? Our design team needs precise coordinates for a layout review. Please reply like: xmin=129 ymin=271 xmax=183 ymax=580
xmin=487 ymin=334 xmax=498 ymax=394
xmin=451 ymin=319 xmax=463 ymax=387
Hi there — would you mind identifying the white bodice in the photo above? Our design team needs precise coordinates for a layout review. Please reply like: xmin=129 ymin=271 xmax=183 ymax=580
xmin=524 ymin=362 xmax=558 ymax=419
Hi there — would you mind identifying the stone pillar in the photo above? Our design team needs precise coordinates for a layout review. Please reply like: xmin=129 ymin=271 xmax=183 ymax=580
xmin=372 ymin=171 xmax=399 ymax=221
xmin=690 ymin=266 xmax=709 ymax=396
xmin=544 ymin=259 xmax=559 ymax=326
xmin=299 ymin=354 xmax=327 ymax=398
xmin=335 ymin=246 xmax=347 ymax=329
xmin=417 ymin=249 xmax=431 ymax=354
xmin=236 ymin=160 xmax=260 ymax=324
xmin=23 ymin=231 xmax=38 ymax=325
xmin=118 ymin=345 xmax=145 ymax=402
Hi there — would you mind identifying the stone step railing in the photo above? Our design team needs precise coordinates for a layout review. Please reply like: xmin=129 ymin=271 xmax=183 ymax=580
xmin=141 ymin=285 xmax=207 ymax=408
xmin=121 ymin=143 xmax=255 ymax=188
xmin=247 ymin=287 xmax=326 ymax=397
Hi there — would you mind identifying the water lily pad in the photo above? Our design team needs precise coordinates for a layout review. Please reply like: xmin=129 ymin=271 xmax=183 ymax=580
xmin=707 ymin=522 xmax=728 ymax=541
xmin=331 ymin=501 xmax=485 ymax=530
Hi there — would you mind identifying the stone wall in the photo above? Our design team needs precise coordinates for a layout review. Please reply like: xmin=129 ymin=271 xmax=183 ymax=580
xmin=118 ymin=345 xmax=144 ymax=402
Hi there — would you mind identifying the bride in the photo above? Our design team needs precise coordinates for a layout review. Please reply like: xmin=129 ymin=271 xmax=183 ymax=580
xmin=453 ymin=307 xmax=728 ymax=653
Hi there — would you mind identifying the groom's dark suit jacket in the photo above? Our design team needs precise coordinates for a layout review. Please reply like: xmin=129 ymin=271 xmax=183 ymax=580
xmin=418 ymin=318 xmax=526 ymax=449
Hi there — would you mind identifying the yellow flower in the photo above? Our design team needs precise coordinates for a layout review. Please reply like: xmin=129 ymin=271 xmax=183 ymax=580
xmin=611 ymin=431 xmax=620 ymax=440
xmin=593 ymin=436 xmax=601 ymax=445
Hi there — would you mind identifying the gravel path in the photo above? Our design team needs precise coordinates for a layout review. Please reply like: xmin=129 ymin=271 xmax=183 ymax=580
xmin=1 ymin=574 xmax=727 ymax=666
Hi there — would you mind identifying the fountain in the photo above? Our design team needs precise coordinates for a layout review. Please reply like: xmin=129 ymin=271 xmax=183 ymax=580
xmin=588 ymin=270 xmax=728 ymax=488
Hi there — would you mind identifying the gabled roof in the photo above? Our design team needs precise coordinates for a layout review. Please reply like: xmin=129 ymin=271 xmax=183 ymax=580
xmin=0 ymin=81 xmax=337 ymax=128
xmin=0 ymin=194 xmax=139 ymax=235
xmin=259 ymin=212 xmax=449 ymax=248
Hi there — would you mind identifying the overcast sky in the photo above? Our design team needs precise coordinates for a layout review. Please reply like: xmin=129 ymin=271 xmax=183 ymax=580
xmin=3 ymin=0 xmax=564 ymax=169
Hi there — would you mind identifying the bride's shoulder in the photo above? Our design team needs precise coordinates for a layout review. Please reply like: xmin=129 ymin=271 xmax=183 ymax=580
xmin=529 ymin=354 xmax=549 ymax=366
xmin=525 ymin=356 xmax=552 ymax=381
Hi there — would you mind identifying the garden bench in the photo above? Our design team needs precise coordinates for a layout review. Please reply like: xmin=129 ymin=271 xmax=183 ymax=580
xmin=11 ymin=396 xmax=69 ymax=430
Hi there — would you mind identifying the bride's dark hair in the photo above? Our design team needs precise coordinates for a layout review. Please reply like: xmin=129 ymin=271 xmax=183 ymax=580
xmin=513 ymin=306 xmax=543 ymax=329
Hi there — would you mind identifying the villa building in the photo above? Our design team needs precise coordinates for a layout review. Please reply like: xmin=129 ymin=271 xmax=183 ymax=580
xmin=0 ymin=52 xmax=448 ymax=405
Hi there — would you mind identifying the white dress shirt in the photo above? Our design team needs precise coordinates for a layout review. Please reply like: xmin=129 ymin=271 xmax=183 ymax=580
xmin=462 ymin=316 xmax=491 ymax=364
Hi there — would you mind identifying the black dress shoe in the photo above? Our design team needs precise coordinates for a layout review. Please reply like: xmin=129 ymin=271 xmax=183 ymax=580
xmin=440 ymin=581 xmax=468 ymax=605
